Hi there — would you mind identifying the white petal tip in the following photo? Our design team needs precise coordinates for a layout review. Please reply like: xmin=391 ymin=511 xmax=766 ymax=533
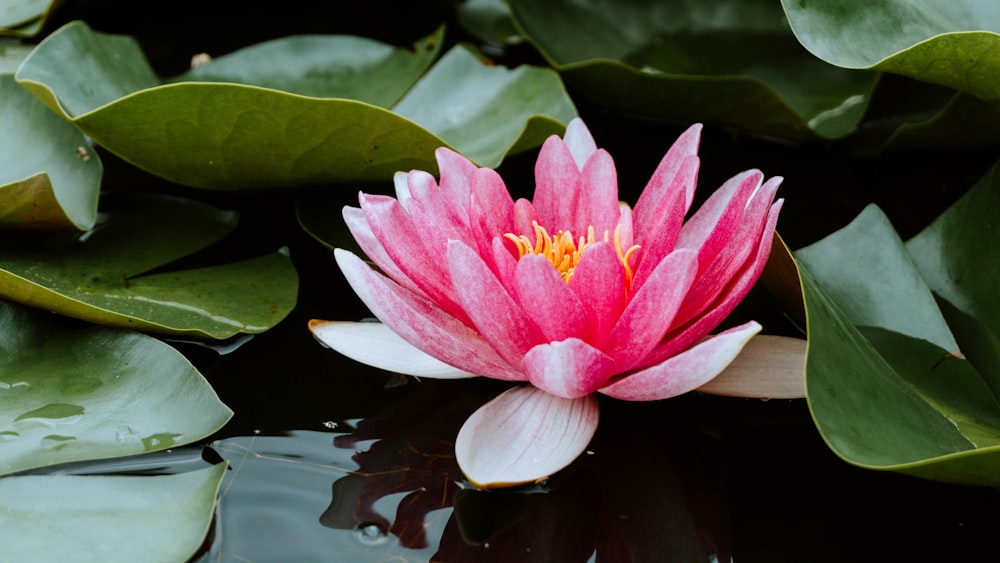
xmin=308 ymin=320 xmax=475 ymax=379
xmin=695 ymin=335 xmax=806 ymax=399
xmin=455 ymin=387 xmax=599 ymax=489
xmin=392 ymin=171 xmax=411 ymax=206
xmin=562 ymin=118 xmax=598 ymax=170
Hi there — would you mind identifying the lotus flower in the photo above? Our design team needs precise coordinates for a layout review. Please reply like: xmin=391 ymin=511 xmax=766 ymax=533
xmin=310 ymin=119 xmax=783 ymax=488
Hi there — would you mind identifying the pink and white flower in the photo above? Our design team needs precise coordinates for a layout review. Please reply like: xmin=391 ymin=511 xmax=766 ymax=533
xmin=310 ymin=119 xmax=783 ymax=488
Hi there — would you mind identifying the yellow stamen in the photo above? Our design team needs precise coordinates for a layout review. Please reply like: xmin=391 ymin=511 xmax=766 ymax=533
xmin=504 ymin=221 xmax=640 ymax=287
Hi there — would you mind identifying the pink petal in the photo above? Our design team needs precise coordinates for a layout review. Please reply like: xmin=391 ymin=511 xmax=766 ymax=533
xmin=404 ymin=167 xmax=475 ymax=245
xmin=335 ymin=249 xmax=523 ymax=381
xmin=602 ymin=248 xmax=698 ymax=371
xmin=568 ymin=242 xmax=627 ymax=346
xmin=676 ymin=169 xmax=763 ymax=272
xmin=616 ymin=203 xmax=635 ymax=250
xmin=523 ymin=338 xmax=616 ymax=398
xmin=470 ymin=168 xmax=515 ymax=232
xmin=633 ymin=123 xmax=702 ymax=234
xmin=447 ymin=240 xmax=547 ymax=367
xmin=309 ymin=320 xmax=475 ymax=379
xmin=672 ymin=176 xmax=783 ymax=327
xmin=562 ymin=118 xmax=598 ymax=169
xmin=599 ymin=321 xmax=762 ymax=401
xmin=512 ymin=198 xmax=538 ymax=241
xmin=513 ymin=254 xmax=591 ymax=342
xmin=343 ymin=205 xmax=422 ymax=298
xmin=404 ymin=169 xmax=436 ymax=203
xmin=469 ymin=167 xmax=515 ymax=269
xmin=360 ymin=193 xmax=469 ymax=323
xmin=630 ymin=155 xmax=699 ymax=290
xmin=532 ymin=134 xmax=581 ymax=230
xmin=574 ymin=148 xmax=620 ymax=236
xmin=651 ymin=199 xmax=783 ymax=364
xmin=407 ymin=195 xmax=468 ymax=254
xmin=455 ymin=386 xmax=599 ymax=489
xmin=435 ymin=147 xmax=478 ymax=225
xmin=490 ymin=236 xmax=519 ymax=295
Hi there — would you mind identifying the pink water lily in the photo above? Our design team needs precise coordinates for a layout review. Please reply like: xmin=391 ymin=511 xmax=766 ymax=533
xmin=310 ymin=119 xmax=783 ymax=488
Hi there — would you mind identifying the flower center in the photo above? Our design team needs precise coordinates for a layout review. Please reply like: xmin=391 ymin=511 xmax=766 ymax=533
xmin=504 ymin=221 xmax=640 ymax=287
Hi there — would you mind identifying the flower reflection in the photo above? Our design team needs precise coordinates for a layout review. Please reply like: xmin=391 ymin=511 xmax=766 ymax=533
xmin=320 ymin=380 xmax=731 ymax=561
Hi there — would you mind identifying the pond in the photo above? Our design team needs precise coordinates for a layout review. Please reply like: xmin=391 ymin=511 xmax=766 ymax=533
xmin=4 ymin=1 xmax=1000 ymax=562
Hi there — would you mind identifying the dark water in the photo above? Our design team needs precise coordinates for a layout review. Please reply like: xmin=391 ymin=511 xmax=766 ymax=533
xmin=32 ymin=1 xmax=1000 ymax=561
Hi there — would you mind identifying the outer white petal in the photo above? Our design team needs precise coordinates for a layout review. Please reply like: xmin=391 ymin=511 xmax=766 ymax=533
xmin=309 ymin=320 xmax=476 ymax=379
xmin=455 ymin=386 xmax=599 ymax=489
xmin=695 ymin=335 xmax=806 ymax=399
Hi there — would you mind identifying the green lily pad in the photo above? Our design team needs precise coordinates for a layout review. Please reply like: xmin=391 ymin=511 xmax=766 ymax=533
xmin=0 ymin=463 xmax=226 ymax=562
xmin=508 ymin=0 xmax=877 ymax=141
xmin=796 ymin=163 xmax=1000 ymax=486
xmin=16 ymin=21 xmax=576 ymax=190
xmin=782 ymin=0 xmax=1000 ymax=105
xmin=907 ymin=161 xmax=1000 ymax=393
xmin=0 ymin=300 xmax=232 ymax=475
xmin=0 ymin=74 xmax=101 ymax=231
xmin=0 ymin=194 xmax=298 ymax=338
xmin=0 ymin=0 xmax=59 ymax=37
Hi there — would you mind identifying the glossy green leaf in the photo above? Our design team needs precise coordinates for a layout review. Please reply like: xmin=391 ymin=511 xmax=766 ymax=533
xmin=0 ymin=75 xmax=101 ymax=231
xmin=0 ymin=463 xmax=226 ymax=562
xmin=782 ymin=0 xmax=1000 ymax=104
xmin=797 ymin=206 xmax=956 ymax=352
xmin=508 ymin=0 xmax=876 ymax=141
xmin=16 ymin=21 xmax=576 ymax=190
xmin=392 ymin=46 xmax=573 ymax=165
xmin=796 ymin=168 xmax=1000 ymax=486
xmin=907 ymin=161 xmax=1000 ymax=394
xmin=0 ymin=195 xmax=298 ymax=338
xmin=0 ymin=300 xmax=232 ymax=475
